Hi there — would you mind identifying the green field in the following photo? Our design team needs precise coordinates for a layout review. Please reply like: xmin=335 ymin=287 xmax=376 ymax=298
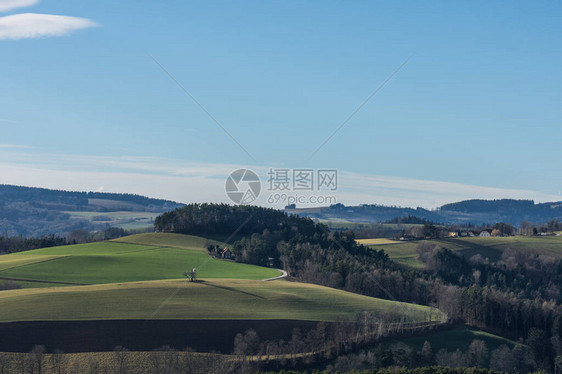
xmin=0 ymin=278 xmax=442 ymax=322
xmin=387 ymin=325 xmax=516 ymax=353
xmin=112 ymin=232 xmax=219 ymax=250
xmin=356 ymin=238 xmax=399 ymax=245
xmin=0 ymin=233 xmax=443 ymax=336
xmin=64 ymin=211 xmax=160 ymax=230
xmin=435 ymin=236 xmax=562 ymax=260
xmin=0 ymin=254 xmax=65 ymax=271
xmin=366 ymin=242 xmax=422 ymax=268
xmin=0 ymin=234 xmax=280 ymax=285
xmin=368 ymin=236 xmax=562 ymax=268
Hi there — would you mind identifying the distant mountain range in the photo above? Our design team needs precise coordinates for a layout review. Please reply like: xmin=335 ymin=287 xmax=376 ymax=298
xmin=0 ymin=185 xmax=184 ymax=236
xmin=285 ymin=199 xmax=562 ymax=226
xmin=1 ymin=184 xmax=561 ymax=236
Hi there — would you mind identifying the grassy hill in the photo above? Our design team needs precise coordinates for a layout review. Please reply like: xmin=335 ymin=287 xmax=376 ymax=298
xmin=0 ymin=278 xmax=441 ymax=323
xmin=0 ymin=232 xmax=445 ymax=355
xmin=362 ymin=241 xmax=422 ymax=268
xmin=0 ymin=234 xmax=279 ymax=285
xmin=112 ymin=232 xmax=218 ymax=250
xmin=365 ymin=236 xmax=562 ymax=268
xmin=0 ymin=233 xmax=443 ymax=324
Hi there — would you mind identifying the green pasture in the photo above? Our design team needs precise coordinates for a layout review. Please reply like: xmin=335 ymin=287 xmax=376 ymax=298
xmin=0 ymin=235 xmax=280 ymax=286
xmin=0 ymin=278 xmax=442 ymax=323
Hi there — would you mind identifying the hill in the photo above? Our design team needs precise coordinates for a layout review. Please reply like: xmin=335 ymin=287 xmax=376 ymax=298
xmin=0 ymin=233 xmax=279 ymax=286
xmin=286 ymin=199 xmax=562 ymax=225
xmin=3 ymin=184 xmax=561 ymax=237
xmin=364 ymin=235 xmax=562 ymax=268
xmin=0 ymin=232 xmax=441 ymax=322
xmin=0 ymin=232 xmax=444 ymax=355
xmin=0 ymin=278 xmax=440 ymax=323
xmin=0 ymin=184 xmax=184 ymax=236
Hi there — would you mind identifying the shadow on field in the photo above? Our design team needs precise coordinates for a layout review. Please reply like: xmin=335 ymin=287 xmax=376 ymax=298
xmin=0 ymin=319 xmax=320 ymax=353
xmin=437 ymin=239 xmax=503 ymax=262
xmin=198 ymin=280 xmax=266 ymax=299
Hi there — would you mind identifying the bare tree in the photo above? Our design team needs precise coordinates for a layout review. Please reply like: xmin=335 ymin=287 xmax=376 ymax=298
xmin=490 ymin=344 xmax=516 ymax=373
xmin=233 ymin=333 xmax=249 ymax=363
xmin=50 ymin=349 xmax=66 ymax=374
xmin=149 ymin=345 xmax=179 ymax=374
xmin=436 ymin=348 xmax=468 ymax=368
xmin=113 ymin=346 xmax=129 ymax=374
xmin=86 ymin=356 xmax=101 ymax=374
xmin=30 ymin=345 xmax=46 ymax=374
xmin=415 ymin=242 xmax=442 ymax=270
xmin=16 ymin=353 xmax=29 ymax=374
xmin=0 ymin=352 xmax=10 ymax=374
xmin=468 ymin=339 xmax=488 ymax=368
xmin=244 ymin=329 xmax=260 ymax=362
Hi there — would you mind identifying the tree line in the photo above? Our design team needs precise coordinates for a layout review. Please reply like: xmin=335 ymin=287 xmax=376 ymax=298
xmin=0 ymin=227 xmax=130 ymax=256
xmin=0 ymin=234 xmax=67 ymax=255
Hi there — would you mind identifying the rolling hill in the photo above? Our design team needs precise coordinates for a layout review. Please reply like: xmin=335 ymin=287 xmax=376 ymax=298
xmin=0 ymin=184 xmax=184 ymax=236
xmin=0 ymin=232 xmax=444 ymax=354
xmin=364 ymin=235 xmax=562 ymax=268
xmin=0 ymin=278 xmax=440 ymax=323
xmin=0 ymin=233 xmax=441 ymax=323
xmin=0 ymin=234 xmax=279 ymax=285
xmin=286 ymin=199 xmax=562 ymax=225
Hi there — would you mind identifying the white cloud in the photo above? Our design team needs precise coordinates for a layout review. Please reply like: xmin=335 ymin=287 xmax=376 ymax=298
xmin=0 ymin=149 xmax=559 ymax=208
xmin=0 ymin=143 xmax=34 ymax=149
xmin=338 ymin=171 xmax=561 ymax=208
xmin=0 ymin=13 xmax=97 ymax=40
xmin=0 ymin=0 xmax=37 ymax=12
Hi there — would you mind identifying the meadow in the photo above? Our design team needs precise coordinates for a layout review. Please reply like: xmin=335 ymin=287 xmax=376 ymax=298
xmin=0 ymin=233 xmax=443 ymax=325
xmin=364 ymin=236 xmax=562 ymax=268
xmin=63 ymin=211 xmax=160 ymax=231
xmin=0 ymin=278 xmax=441 ymax=322
xmin=361 ymin=241 xmax=422 ymax=268
xmin=0 ymin=234 xmax=280 ymax=285
xmin=356 ymin=238 xmax=399 ymax=245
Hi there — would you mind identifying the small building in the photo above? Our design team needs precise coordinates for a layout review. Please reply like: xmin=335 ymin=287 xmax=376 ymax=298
xmin=220 ymin=248 xmax=232 ymax=259
xmin=399 ymin=235 xmax=417 ymax=241
xmin=479 ymin=231 xmax=491 ymax=237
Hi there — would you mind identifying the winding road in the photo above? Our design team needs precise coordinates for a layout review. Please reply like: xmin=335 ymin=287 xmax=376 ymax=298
xmin=263 ymin=269 xmax=288 ymax=281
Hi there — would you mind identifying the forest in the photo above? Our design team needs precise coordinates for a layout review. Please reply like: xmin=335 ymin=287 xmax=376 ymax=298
xmin=156 ymin=203 xmax=562 ymax=372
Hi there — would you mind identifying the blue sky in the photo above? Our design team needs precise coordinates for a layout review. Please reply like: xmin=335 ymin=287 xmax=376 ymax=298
xmin=1 ymin=0 xmax=561 ymax=207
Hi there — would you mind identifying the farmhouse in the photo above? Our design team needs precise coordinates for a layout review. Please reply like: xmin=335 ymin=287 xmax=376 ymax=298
xmin=220 ymin=248 xmax=233 ymax=259
xmin=479 ymin=231 xmax=491 ymax=237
